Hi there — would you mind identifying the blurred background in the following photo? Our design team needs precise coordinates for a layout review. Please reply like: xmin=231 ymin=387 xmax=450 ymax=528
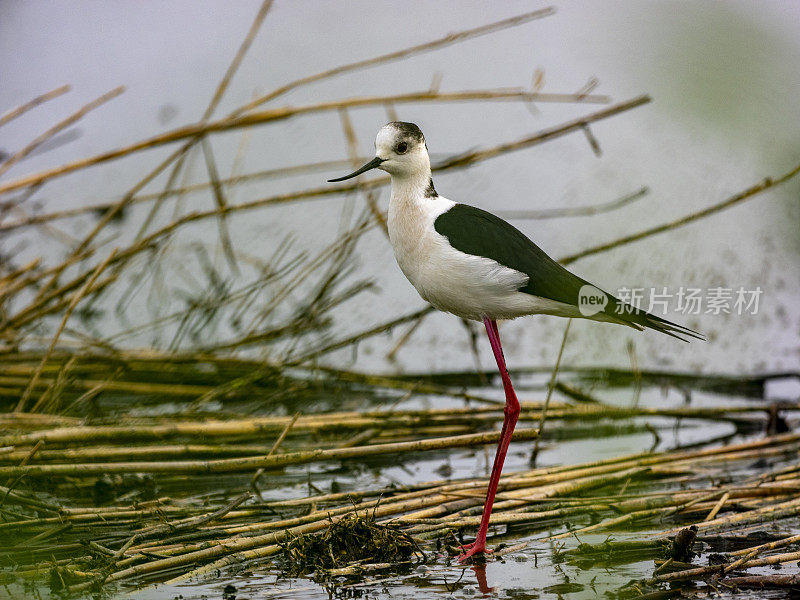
xmin=1 ymin=1 xmax=799 ymax=376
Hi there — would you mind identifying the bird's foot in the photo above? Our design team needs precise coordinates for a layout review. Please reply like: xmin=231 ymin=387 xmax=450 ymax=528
xmin=457 ymin=541 xmax=491 ymax=563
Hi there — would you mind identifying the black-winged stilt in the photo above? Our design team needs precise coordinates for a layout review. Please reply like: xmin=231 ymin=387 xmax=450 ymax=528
xmin=328 ymin=122 xmax=702 ymax=561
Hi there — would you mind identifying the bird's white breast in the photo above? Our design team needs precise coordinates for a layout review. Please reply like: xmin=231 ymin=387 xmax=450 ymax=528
xmin=387 ymin=192 xmax=547 ymax=321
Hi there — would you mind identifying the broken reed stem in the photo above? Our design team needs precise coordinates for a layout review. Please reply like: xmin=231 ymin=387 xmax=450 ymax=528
xmin=497 ymin=186 xmax=649 ymax=220
xmin=202 ymin=0 xmax=273 ymax=121
xmin=728 ymin=532 xmax=800 ymax=557
xmin=290 ymin=305 xmax=436 ymax=363
xmin=200 ymin=138 xmax=239 ymax=274
xmin=339 ymin=107 xmax=388 ymax=236
xmin=15 ymin=248 xmax=118 ymax=413
xmin=0 ymin=84 xmax=71 ymax=129
xmin=0 ymin=86 xmax=125 ymax=179
xmin=251 ymin=411 xmax=299 ymax=491
xmin=560 ymin=159 xmax=800 ymax=265
xmin=237 ymin=7 xmax=556 ymax=112
xmin=647 ymin=550 xmax=800 ymax=584
xmin=704 ymin=490 xmax=729 ymax=521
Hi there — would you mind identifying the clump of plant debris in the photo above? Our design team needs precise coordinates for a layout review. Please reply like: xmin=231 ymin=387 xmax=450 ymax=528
xmin=280 ymin=512 xmax=421 ymax=578
xmin=667 ymin=525 xmax=698 ymax=562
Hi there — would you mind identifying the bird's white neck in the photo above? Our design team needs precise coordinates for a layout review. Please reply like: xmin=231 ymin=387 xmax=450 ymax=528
xmin=388 ymin=169 xmax=435 ymax=209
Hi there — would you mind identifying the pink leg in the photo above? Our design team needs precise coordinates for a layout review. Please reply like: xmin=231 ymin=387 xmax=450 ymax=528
xmin=458 ymin=318 xmax=520 ymax=562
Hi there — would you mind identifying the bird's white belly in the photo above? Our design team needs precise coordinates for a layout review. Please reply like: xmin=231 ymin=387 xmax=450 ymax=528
xmin=388 ymin=196 xmax=545 ymax=321
xmin=402 ymin=240 xmax=538 ymax=320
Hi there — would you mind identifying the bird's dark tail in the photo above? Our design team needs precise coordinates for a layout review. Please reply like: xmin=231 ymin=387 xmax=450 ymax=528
xmin=609 ymin=305 xmax=705 ymax=342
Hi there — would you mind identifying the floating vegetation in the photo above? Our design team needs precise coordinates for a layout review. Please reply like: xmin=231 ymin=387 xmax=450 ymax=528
xmin=280 ymin=512 xmax=421 ymax=578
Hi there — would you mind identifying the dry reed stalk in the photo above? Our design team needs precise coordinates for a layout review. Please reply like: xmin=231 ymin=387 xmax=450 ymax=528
xmin=704 ymin=490 xmax=730 ymax=521
xmin=238 ymin=7 xmax=556 ymax=112
xmin=0 ymin=443 xmax=316 ymax=463
xmin=660 ymin=496 xmax=800 ymax=536
xmin=0 ymin=84 xmax=70 ymax=129
xmin=560 ymin=159 xmax=800 ymax=265
xmin=497 ymin=186 xmax=650 ymax=220
xmin=648 ymin=550 xmax=800 ymax=584
xmin=727 ymin=532 xmax=800 ymax=557
xmin=0 ymin=375 xmax=215 ymax=399
xmin=339 ymin=107 xmax=388 ymax=236
xmin=0 ymin=86 xmax=124 ymax=179
xmin=0 ymin=258 xmax=41 ymax=284
xmin=0 ymin=245 xmax=96 ymax=303
xmin=199 ymin=138 xmax=239 ymax=274
xmin=531 ymin=318 xmax=571 ymax=463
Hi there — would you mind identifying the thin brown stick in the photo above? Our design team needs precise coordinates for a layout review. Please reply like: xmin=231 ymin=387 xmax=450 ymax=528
xmin=200 ymin=138 xmax=239 ymax=274
xmin=497 ymin=187 xmax=649 ymax=220
xmin=339 ymin=108 xmax=388 ymax=236
xmin=560 ymin=161 xmax=800 ymax=265
xmin=648 ymin=550 xmax=800 ymax=583
xmin=704 ymin=490 xmax=729 ymax=521
xmin=728 ymin=532 xmax=800 ymax=557
xmin=531 ymin=318 xmax=571 ymax=463
xmin=291 ymin=306 xmax=435 ymax=363
xmin=0 ymin=86 xmax=124 ymax=178
xmin=0 ymin=84 xmax=71 ymax=129
xmin=237 ymin=7 xmax=556 ymax=112
xmin=251 ymin=412 xmax=299 ymax=492
xmin=202 ymin=0 xmax=273 ymax=120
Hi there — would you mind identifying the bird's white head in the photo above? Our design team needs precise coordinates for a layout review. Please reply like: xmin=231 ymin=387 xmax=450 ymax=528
xmin=328 ymin=122 xmax=431 ymax=184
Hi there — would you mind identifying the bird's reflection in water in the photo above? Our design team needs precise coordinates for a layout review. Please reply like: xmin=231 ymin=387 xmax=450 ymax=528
xmin=470 ymin=563 xmax=494 ymax=594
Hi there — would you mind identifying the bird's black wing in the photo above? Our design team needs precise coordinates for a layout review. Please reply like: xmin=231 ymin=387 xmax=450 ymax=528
xmin=433 ymin=203 xmax=703 ymax=341
xmin=434 ymin=203 xmax=591 ymax=305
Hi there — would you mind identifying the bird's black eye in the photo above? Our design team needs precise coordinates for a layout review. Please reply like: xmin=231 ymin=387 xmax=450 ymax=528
xmin=396 ymin=141 xmax=408 ymax=154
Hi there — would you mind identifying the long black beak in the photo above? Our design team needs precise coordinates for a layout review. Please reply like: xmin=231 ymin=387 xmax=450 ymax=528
xmin=327 ymin=156 xmax=384 ymax=182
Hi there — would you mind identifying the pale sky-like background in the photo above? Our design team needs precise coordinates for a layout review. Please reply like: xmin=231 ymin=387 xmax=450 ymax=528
xmin=1 ymin=1 xmax=799 ymax=375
